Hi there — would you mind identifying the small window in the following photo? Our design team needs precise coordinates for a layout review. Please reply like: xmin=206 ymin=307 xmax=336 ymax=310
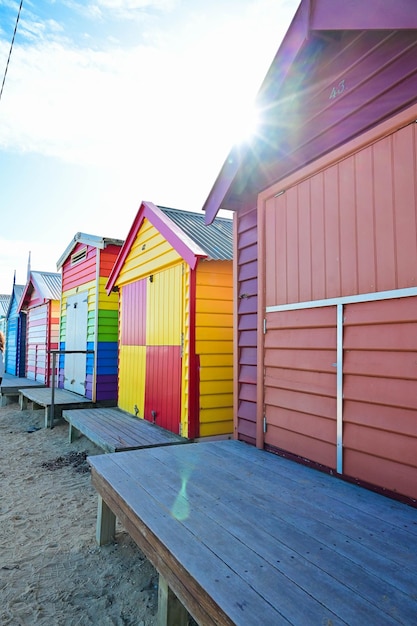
xmin=71 ymin=247 xmax=87 ymax=266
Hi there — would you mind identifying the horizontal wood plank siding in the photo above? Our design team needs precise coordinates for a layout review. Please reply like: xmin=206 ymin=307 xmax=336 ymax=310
xmin=236 ymin=208 xmax=258 ymax=444
xmin=115 ymin=218 xmax=182 ymax=287
xmin=100 ymin=244 xmax=123 ymax=277
xmin=61 ymin=243 xmax=97 ymax=292
xmin=343 ymin=296 xmax=417 ymax=500
xmin=264 ymin=307 xmax=337 ymax=469
xmin=196 ymin=260 xmax=233 ymax=437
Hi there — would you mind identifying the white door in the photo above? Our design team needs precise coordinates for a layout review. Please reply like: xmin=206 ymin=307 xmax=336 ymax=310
xmin=64 ymin=292 xmax=88 ymax=395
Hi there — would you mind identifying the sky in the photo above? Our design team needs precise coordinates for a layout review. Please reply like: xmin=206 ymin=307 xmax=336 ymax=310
xmin=0 ymin=0 xmax=299 ymax=295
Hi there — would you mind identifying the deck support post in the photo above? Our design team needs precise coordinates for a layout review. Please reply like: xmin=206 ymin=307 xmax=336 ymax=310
xmin=157 ymin=575 xmax=188 ymax=626
xmin=45 ymin=407 xmax=51 ymax=429
xmin=69 ymin=424 xmax=81 ymax=443
xmin=96 ymin=496 xmax=116 ymax=546
xmin=19 ymin=392 xmax=28 ymax=411
xmin=0 ymin=393 xmax=9 ymax=407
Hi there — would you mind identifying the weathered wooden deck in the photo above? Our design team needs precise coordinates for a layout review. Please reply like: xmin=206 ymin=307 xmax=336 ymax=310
xmin=0 ymin=374 xmax=46 ymax=406
xmin=19 ymin=387 xmax=94 ymax=428
xmin=63 ymin=407 xmax=189 ymax=452
xmin=89 ymin=440 xmax=417 ymax=626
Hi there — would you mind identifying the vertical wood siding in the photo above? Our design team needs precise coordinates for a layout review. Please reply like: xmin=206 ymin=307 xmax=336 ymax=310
xmin=343 ymin=297 xmax=417 ymax=500
xmin=265 ymin=120 xmax=417 ymax=307
xmin=264 ymin=307 xmax=337 ymax=469
xmin=195 ymin=261 xmax=233 ymax=436
xmin=144 ymin=345 xmax=181 ymax=433
xmin=236 ymin=208 xmax=258 ymax=444
xmin=121 ymin=280 xmax=146 ymax=345
xmin=118 ymin=345 xmax=146 ymax=416
xmin=146 ymin=264 xmax=182 ymax=346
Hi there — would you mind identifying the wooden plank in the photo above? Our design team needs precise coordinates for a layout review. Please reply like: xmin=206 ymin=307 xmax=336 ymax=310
xmin=126 ymin=446 xmax=415 ymax=625
xmin=89 ymin=441 xmax=417 ymax=626
xmin=19 ymin=387 xmax=93 ymax=408
xmin=63 ymin=407 xmax=188 ymax=452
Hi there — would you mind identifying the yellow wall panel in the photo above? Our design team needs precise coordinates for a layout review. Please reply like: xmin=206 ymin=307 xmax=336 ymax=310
xmin=195 ymin=260 xmax=233 ymax=436
xmin=146 ymin=263 xmax=183 ymax=346
xmin=118 ymin=345 xmax=146 ymax=417
xmin=199 ymin=366 xmax=233 ymax=382
xmin=198 ymin=411 xmax=234 ymax=437
xmin=199 ymin=354 xmax=233 ymax=367
xmin=116 ymin=219 xmax=182 ymax=287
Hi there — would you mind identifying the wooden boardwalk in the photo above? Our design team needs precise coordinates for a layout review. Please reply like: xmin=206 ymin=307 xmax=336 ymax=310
xmin=63 ymin=407 xmax=189 ymax=452
xmin=0 ymin=374 xmax=46 ymax=406
xmin=19 ymin=387 xmax=94 ymax=428
xmin=89 ymin=440 xmax=417 ymax=626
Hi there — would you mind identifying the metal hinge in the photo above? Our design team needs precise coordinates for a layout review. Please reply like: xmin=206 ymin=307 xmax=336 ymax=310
xmin=263 ymin=415 xmax=267 ymax=433
xmin=180 ymin=332 xmax=184 ymax=358
xmin=263 ymin=319 xmax=267 ymax=334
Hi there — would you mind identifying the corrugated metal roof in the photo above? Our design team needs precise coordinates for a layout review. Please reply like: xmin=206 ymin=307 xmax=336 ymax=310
xmin=0 ymin=294 xmax=10 ymax=317
xmin=158 ymin=207 xmax=233 ymax=260
xmin=31 ymin=271 xmax=62 ymax=301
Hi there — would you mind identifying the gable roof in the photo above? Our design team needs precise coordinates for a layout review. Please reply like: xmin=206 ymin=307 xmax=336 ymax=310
xmin=56 ymin=232 xmax=124 ymax=270
xmin=158 ymin=206 xmax=233 ymax=260
xmin=18 ymin=271 xmax=62 ymax=312
xmin=106 ymin=201 xmax=233 ymax=293
xmin=203 ymin=0 xmax=417 ymax=223
xmin=6 ymin=284 xmax=25 ymax=319
xmin=0 ymin=294 xmax=10 ymax=318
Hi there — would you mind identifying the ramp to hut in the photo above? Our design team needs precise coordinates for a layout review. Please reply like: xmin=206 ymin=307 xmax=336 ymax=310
xmin=0 ymin=374 xmax=47 ymax=406
xmin=62 ymin=407 xmax=189 ymax=453
xmin=19 ymin=387 xmax=94 ymax=428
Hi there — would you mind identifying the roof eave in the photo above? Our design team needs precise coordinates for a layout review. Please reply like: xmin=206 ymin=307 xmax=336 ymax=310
xmin=203 ymin=0 xmax=417 ymax=224
xmin=203 ymin=0 xmax=310 ymax=224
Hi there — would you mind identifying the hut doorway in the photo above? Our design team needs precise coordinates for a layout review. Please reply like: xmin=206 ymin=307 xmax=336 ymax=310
xmin=64 ymin=292 xmax=88 ymax=396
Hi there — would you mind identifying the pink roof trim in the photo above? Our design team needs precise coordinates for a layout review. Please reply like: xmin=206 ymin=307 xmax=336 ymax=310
xmin=106 ymin=201 xmax=207 ymax=293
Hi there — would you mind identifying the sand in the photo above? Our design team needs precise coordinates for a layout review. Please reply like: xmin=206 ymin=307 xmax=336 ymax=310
xmin=0 ymin=401 xmax=159 ymax=626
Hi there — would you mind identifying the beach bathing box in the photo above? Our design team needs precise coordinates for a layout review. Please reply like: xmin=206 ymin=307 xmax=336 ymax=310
xmin=17 ymin=271 xmax=61 ymax=385
xmin=56 ymin=233 xmax=124 ymax=402
xmin=106 ymin=202 xmax=233 ymax=438
xmin=5 ymin=282 xmax=26 ymax=377
xmin=0 ymin=294 xmax=10 ymax=337
xmin=203 ymin=0 xmax=417 ymax=501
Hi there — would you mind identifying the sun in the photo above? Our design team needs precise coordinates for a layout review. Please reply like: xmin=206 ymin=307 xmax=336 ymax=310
xmin=229 ymin=102 xmax=261 ymax=145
